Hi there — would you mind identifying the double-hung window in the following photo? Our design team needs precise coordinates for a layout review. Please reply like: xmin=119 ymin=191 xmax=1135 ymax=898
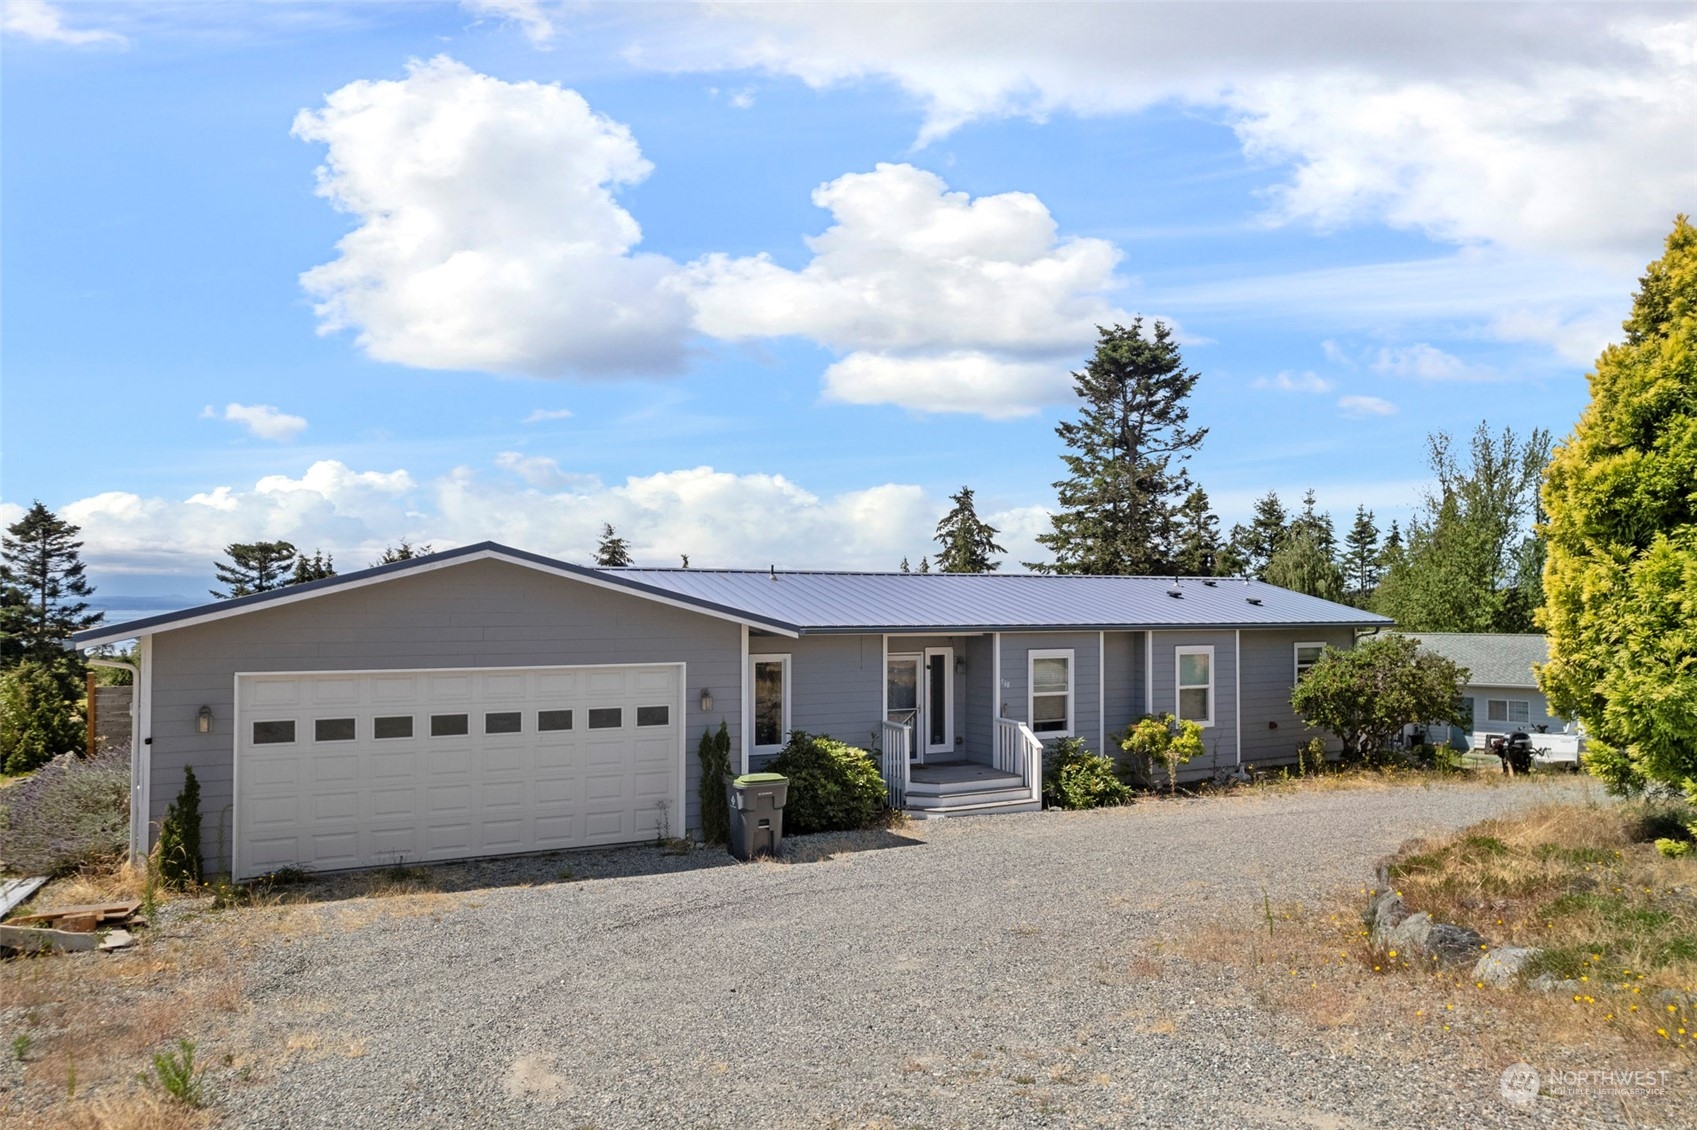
xmin=1294 ymin=642 xmax=1326 ymax=682
xmin=1176 ymin=646 xmax=1214 ymax=727
xmin=1029 ymin=650 xmax=1073 ymax=735
xmin=1487 ymin=699 xmax=1530 ymax=726
xmin=750 ymin=654 xmax=791 ymax=756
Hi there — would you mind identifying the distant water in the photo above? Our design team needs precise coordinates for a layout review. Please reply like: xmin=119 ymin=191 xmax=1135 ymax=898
xmin=85 ymin=594 xmax=201 ymax=632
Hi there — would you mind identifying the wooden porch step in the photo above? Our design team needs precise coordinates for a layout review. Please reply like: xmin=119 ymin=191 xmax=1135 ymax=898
xmin=904 ymin=797 xmax=1042 ymax=819
xmin=906 ymin=785 xmax=1035 ymax=809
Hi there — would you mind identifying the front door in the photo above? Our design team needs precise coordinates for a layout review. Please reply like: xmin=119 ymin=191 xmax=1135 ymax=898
xmin=887 ymin=654 xmax=920 ymax=763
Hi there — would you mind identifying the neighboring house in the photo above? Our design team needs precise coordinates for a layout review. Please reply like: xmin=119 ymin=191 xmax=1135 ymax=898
xmin=72 ymin=543 xmax=1389 ymax=880
xmin=1406 ymin=633 xmax=1578 ymax=751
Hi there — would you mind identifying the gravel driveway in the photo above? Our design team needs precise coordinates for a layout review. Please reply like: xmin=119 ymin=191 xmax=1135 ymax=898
xmin=210 ymin=777 xmax=1668 ymax=1129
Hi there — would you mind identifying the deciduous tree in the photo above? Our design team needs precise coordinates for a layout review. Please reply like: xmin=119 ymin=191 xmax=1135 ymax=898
xmin=1290 ymin=634 xmax=1469 ymax=762
xmin=1539 ymin=216 xmax=1697 ymax=797
xmin=1032 ymin=320 xmax=1207 ymax=574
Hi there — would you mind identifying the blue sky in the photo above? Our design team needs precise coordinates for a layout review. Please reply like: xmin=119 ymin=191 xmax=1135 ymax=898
xmin=3 ymin=1 xmax=1692 ymax=620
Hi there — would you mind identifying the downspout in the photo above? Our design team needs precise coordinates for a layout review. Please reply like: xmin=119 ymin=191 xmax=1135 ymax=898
xmin=86 ymin=655 xmax=142 ymax=861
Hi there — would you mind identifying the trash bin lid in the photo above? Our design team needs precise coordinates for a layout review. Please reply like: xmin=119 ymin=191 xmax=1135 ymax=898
xmin=732 ymin=772 xmax=787 ymax=786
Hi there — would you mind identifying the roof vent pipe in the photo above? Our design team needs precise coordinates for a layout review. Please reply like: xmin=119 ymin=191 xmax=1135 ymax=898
xmin=1247 ymin=596 xmax=1263 ymax=606
xmin=769 ymin=564 xmax=777 ymax=581
xmin=1167 ymin=580 xmax=1182 ymax=598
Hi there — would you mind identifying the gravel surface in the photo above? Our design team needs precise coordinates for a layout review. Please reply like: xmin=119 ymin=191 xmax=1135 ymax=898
xmin=196 ymin=776 xmax=1684 ymax=1128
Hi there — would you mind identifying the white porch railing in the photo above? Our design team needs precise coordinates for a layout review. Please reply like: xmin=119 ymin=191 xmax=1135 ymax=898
xmin=994 ymin=717 xmax=1045 ymax=802
xmin=878 ymin=720 xmax=911 ymax=808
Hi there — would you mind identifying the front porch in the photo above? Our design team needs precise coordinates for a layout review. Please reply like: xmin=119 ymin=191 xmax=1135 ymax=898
xmin=878 ymin=716 xmax=1044 ymax=816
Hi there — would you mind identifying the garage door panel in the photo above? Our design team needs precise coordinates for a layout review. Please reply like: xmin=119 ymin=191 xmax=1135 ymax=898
xmin=237 ymin=664 xmax=680 ymax=879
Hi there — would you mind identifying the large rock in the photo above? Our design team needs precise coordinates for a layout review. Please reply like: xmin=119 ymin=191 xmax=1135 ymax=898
xmin=1386 ymin=911 xmax=1433 ymax=954
xmin=1366 ymin=890 xmax=1409 ymax=943
xmin=1474 ymin=945 xmax=1540 ymax=988
xmin=1381 ymin=911 xmax=1486 ymax=968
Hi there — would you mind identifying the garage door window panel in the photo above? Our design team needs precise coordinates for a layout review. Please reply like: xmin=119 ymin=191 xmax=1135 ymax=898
xmin=315 ymin=717 xmax=356 ymax=742
xmin=485 ymin=711 xmax=522 ymax=735
xmin=637 ymin=705 xmax=669 ymax=727
xmin=374 ymin=715 xmax=413 ymax=740
xmin=253 ymin=720 xmax=296 ymax=745
xmin=538 ymin=709 xmax=572 ymax=731
xmin=430 ymin=713 xmax=470 ymax=737
xmin=588 ymin=707 xmax=622 ymax=729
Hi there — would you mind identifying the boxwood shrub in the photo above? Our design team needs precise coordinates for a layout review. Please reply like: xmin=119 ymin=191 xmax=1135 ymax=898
xmin=765 ymin=731 xmax=887 ymax=835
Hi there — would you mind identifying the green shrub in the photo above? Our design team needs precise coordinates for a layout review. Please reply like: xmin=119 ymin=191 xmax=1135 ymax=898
xmin=149 ymin=1039 xmax=203 ymax=1106
xmin=765 ymin=730 xmax=886 ymax=835
xmin=1120 ymin=713 xmax=1204 ymax=793
xmin=697 ymin=721 xmax=733 ymax=844
xmin=156 ymin=765 xmax=203 ymax=888
xmin=0 ymin=749 xmax=128 ymax=875
xmin=1042 ymin=736 xmax=1131 ymax=810
xmin=0 ymin=661 xmax=84 ymax=775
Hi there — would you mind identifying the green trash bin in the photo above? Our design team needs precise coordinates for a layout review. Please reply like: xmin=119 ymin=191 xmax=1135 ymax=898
xmin=725 ymin=772 xmax=788 ymax=861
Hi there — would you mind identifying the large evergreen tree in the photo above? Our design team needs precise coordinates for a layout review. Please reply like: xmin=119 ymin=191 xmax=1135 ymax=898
xmin=1540 ymin=216 xmax=1697 ymax=796
xmin=289 ymin=549 xmax=336 ymax=585
xmin=0 ymin=502 xmax=102 ymax=668
xmin=1032 ymin=320 xmax=1207 ymax=574
xmin=594 ymin=523 xmax=633 ymax=567
xmin=1228 ymin=492 xmax=1288 ymax=579
xmin=1372 ymin=423 xmax=1550 ymax=632
xmin=1342 ymin=506 xmax=1382 ymax=605
xmin=374 ymin=540 xmax=433 ymax=566
xmin=1172 ymin=488 xmax=1226 ymax=576
xmin=933 ymin=487 xmax=1006 ymax=573
xmin=213 ymin=541 xmax=298 ymax=598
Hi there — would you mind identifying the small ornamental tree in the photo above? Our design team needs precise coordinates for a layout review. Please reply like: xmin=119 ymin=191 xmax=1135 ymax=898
xmin=1290 ymin=634 xmax=1468 ymax=762
xmin=1540 ymin=216 xmax=1697 ymax=801
xmin=156 ymin=766 xmax=203 ymax=888
xmin=1120 ymin=713 xmax=1204 ymax=793
xmin=697 ymin=721 xmax=733 ymax=844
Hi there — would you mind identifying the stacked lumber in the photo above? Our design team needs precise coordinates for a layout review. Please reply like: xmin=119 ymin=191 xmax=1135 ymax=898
xmin=0 ymin=898 xmax=143 ymax=954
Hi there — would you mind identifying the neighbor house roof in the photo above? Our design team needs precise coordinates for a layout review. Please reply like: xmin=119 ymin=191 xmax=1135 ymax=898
xmin=1407 ymin=633 xmax=1547 ymax=688
xmin=71 ymin=541 xmax=1391 ymax=648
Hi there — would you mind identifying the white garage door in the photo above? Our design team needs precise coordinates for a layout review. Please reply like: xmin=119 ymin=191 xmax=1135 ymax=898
xmin=234 ymin=664 xmax=683 ymax=880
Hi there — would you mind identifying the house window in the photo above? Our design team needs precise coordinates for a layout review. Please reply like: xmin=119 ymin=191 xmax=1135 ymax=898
xmin=1029 ymin=650 xmax=1073 ymax=736
xmin=1487 ymin=699 xmax=1531 ymax=725
xmin=1176 ymin=645 xmax=1214 ymax=727
xmin=751 ymin=655 xmax=791 ymax=754
xmin=1294 ymin=642 xmax=1326 ymax=682
xmin=1460 ymin=697 xmax=1475 ymax=728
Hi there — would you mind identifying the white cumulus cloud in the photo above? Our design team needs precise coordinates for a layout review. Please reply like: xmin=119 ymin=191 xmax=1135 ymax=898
xmin=203 ymin=402 xmax=309 ymax=441
xmin=685 ymin=162 xmax=1131 ymax=416
xmin=2 ymin=0 xmax=126 ymax=47
xmin=1370 ymin=344 xmax=1492 ymax=382
xmin=292 ymin=56 xmax=690 ymax=380
xmin=1337 ymin=395 xmax=1399 ymax=418
xmin=522 ymin=407 xmax=574 ymax=424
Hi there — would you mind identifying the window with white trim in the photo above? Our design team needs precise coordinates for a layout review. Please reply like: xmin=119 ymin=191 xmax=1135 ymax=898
xmin=751 ymin=654 xmax=791 ymax=755
xmin=1176 ymin=645 xmax=1214 ymax=727
xmin=1294 ymin=642 xmax=1326 ymax=682
xmin=1028 ymin=650 xmax=1073 ymax=736
xmin=1486 ymin=698 xmax=1530 ymax=725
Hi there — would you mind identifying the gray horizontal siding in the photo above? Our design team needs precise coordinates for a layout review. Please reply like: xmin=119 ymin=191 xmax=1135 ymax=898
xmin=998 ymin=632 xmax=1103 ymax=755
xmin=749 ymin=633 xmax=882 ymax=755
xmin=1102 ymin=631 xmax=1145 ymax=750
xmin=148 ymin=558 xmax=742 ymax=868
xmin=1238 ymin=628 xmax=1355 ymax=766
xmin=1149 ymin=630 xmax=1239 ymax=775
xmin=963 ymin=635 xmax=995 ymax=764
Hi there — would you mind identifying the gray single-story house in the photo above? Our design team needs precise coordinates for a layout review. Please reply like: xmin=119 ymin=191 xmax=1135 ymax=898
xmin=73 ymin=543 xmax=1389 ymax=880
xmin=1406 ymin=633 xmax=1582 ymax=753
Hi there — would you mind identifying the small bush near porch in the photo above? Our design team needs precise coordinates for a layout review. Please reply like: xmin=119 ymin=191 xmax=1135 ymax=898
xmin=1042 ymin=737 xmax=1131 ymax=809
xmin=767 ymin=731 xmax=888 ymax=835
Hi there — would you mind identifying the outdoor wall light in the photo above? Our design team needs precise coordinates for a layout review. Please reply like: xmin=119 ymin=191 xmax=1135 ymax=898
xmin=197 ymin=705 xmax=213 ymax=734
xmin=955 ymin=656 xmax=967 ymax=672
xmin=699 ymin=689 xmax=714 ymax=712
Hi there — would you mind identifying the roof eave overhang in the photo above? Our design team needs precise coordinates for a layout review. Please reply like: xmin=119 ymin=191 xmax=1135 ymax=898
xmin=69 ymin=545 xmax=801 ymax=649
xmin=792 ymin=620 xmax=1394 ymax=635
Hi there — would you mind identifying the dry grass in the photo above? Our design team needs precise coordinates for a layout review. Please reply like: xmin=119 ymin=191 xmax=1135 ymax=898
xmin=1237 ymin=761 xmax=1536 ymax=795
xmin=1175 ymin=800 xmax=1695 ymax=1120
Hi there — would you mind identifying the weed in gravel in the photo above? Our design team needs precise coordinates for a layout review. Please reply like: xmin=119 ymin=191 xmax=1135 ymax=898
xmin=148 ymin=1039 xmax=204 ymax=1107
xmin=14 ymin=1032 xmax=33 ymax=1061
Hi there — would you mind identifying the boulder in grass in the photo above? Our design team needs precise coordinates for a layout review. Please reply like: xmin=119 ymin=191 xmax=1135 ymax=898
xmin=1474 ymin=945 xmax=1541 ymax=988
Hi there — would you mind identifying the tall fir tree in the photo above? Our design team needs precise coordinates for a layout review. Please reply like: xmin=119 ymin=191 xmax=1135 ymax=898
xmin=373 ymin=540 xmax=432 ymax=565
xmin=213 ymin=541 xmax=298 ymax=598
xmin=1341 ymin=506 xmax=1382 ymax=605
xmin=933 ymin=487 xmax=1007 ymax=573
xmin=1032 ymin=320 xmax=1207 ymax=574
xmin=1539 ymin=216 xmax=1697 ymax=796
xmin=899 ymin=557 xmax=911 ymax=574
xmin=1289 ymin=489 xmax=1337 ymax=558
xmin=918 ymin=556 xmax=930 ymax=573
xmin=1228 ymin=492 xmax=1288 ymax=579
xmin=1171 ymin=488 xmax=1225 ymax=576
xmin=289 ymin=549 xmax=336 ymax=585
xmin=594 ymin=523 xmax=633 ymax=567
xmin=0 ymin=502 xmax=103 ymax=669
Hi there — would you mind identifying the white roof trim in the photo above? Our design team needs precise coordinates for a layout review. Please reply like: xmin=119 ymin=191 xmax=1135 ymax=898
xmin=73 ymin=548 xmax=799 ymax=648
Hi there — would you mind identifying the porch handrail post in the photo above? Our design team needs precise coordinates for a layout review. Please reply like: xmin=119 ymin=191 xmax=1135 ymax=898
xmin=877 ymin=719 xmax=910 ymax=809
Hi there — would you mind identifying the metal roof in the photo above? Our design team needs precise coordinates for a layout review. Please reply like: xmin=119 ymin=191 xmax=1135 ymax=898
xmin=1407 ymin=633 xmax=1547 ymax=688
xmin=70 ymin=541 xmax=1391 ymax=648
xmin=611 ymin=567 xmax=1392 ymax=633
